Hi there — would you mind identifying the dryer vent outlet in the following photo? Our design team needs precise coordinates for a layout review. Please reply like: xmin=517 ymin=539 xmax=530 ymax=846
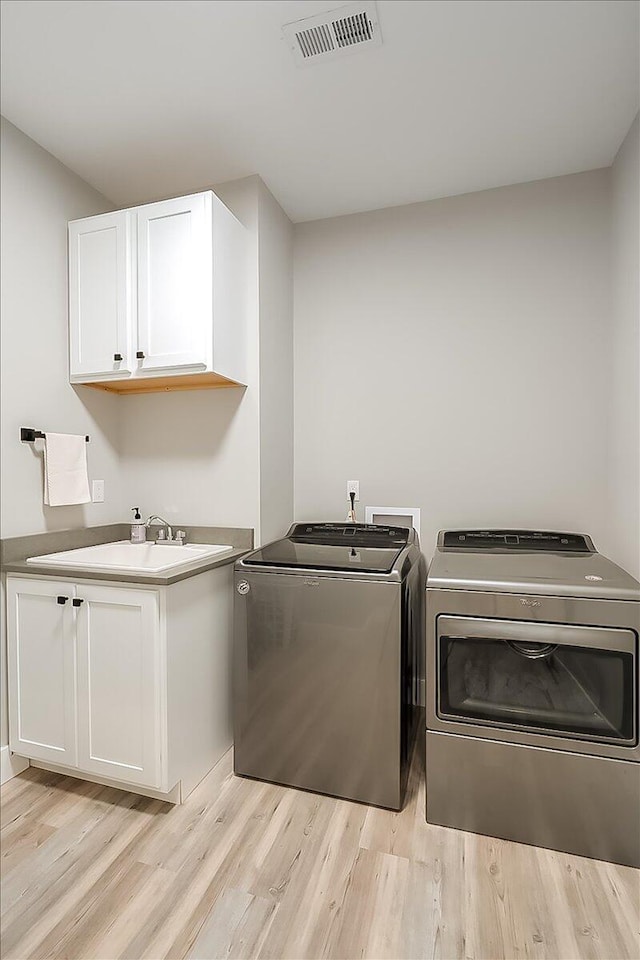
xmin=282 ymin=1 xmax=382 ymax=67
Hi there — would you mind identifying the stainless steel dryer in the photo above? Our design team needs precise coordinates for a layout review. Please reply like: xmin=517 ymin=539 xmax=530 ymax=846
xmin=426 ymin=529 xmax=640 ymax=867
xmin=234 ymin=522 xmax=425 ymax=810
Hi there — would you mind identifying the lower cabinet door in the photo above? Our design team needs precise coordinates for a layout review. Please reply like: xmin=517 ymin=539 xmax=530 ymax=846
xmin=75 ymin=584 xmax=163 ymax=788
xmin=7 ymin=577 xmax=78 ymax=766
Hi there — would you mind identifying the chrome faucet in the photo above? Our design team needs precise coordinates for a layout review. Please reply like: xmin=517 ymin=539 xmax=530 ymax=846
xmin=145 ymin=517 xmax=187 ymax=546
xmin=145 ymin=515 xmax=174 ymax=543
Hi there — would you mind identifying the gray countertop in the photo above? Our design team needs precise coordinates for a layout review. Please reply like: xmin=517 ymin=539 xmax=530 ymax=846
xmin=1 ymin=523 xmax=253 ymax=586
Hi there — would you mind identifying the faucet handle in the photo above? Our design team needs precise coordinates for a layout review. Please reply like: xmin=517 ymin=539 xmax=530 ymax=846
xmin=176 ymin=529 xmax=187 ymax=544
xmin=157 ymin=528 xmax=166 ymax=541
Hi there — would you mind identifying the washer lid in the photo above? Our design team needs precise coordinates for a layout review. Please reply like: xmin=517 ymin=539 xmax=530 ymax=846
xmin=242 ymin=522 xmax=410 ymax=574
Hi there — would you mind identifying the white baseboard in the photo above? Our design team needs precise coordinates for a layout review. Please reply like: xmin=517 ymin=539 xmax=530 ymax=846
xmin=1 ymin=745 xmax=29 ymax=785
xmin=31 ymin=760 xmax=181 ymax=804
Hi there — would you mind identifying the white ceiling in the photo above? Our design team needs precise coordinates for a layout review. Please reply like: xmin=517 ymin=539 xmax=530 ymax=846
xmin=1 ymin=0 xmax=638 ymax=222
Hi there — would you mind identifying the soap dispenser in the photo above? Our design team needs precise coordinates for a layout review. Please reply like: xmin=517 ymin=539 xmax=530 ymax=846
xmin=130 ymin=507 xmax=146 ymax=544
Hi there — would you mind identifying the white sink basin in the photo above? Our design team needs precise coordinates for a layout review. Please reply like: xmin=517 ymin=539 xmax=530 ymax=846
xmin=26 ymin=540 xmax=234 ymax=574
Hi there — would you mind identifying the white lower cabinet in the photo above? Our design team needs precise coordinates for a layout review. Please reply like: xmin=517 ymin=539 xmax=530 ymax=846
xmin=76 ymin=584 xmax=161 ymax=788
xmin=7 ymin=578 xmax=78 ymax=767
xmin=6 ymin=567 xmax=234 ymax=801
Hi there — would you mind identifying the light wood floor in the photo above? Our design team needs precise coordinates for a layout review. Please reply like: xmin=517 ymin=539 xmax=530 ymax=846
xmin=1 ymin=739 xmax=638 ymax=960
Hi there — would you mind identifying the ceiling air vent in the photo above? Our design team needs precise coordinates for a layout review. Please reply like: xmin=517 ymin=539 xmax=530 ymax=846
xmin=282 ymin=1 xmax=382 ymax=67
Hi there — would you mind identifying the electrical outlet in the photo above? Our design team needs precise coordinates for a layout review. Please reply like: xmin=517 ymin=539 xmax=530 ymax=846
xmin=346 ymin=480 xmax=360 ymax=501
xmin=92 ymin=479 xmax=105 ymax=503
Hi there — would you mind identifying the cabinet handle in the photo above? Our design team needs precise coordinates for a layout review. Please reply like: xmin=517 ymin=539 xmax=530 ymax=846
xmin=114 ymin=353 xmax=123 ymax=361
xmin=57 ymin=596 xmax=68 ymax=604
xmin=136 ymin=351 xmax=145 ymax=359
xmin=72 ymin=598 xmax=84 ymax=607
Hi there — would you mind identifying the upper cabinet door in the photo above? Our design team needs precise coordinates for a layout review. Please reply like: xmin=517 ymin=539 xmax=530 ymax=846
xmin=69 ymin=211 xmax=133 ymax=379
xmin=136 ymin=193 xmax=212 ymax=372
xmin=6 ymin=578 xmax=78 ymax=767
xmin=75 ymin=584 xmax=163 ymax=789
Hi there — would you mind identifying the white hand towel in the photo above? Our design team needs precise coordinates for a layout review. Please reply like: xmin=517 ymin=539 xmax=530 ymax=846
xmin=44 ymin=433 xmax=91 ymax=506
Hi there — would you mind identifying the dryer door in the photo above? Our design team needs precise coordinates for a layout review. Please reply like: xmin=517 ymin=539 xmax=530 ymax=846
xmin=437 ymin=616 xmax=636 ymax=747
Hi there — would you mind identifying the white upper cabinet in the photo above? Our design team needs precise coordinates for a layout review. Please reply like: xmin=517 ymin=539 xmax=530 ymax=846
xmin=137 ymin=194 xmax=210 ymax=372
xmin=68 ymin=191 xmax=246 ymax=393
xmin=69 ymin=211 xmax=133 ymax=379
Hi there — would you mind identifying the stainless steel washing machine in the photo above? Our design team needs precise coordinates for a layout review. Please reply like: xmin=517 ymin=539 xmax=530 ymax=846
xmin=426 ymin=529 xmax=640 ymax=867
xmin=234 ymin=522 xmax=425 ymax=809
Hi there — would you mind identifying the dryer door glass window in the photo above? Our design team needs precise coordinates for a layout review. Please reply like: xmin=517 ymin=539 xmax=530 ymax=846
xmin=437 ymin=616 xmax=636 ymax=745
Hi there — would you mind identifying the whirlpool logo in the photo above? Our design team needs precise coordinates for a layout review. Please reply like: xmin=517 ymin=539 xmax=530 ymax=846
xmin=520 ymin=598 xmax=541 ymax=607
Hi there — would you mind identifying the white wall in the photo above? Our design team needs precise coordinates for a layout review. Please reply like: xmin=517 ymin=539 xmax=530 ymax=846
xmin=608 ymin=115 xmax=639 ymax=579
xmin=118 ymin=176 xmax=263 ymax=537
xmin=0 ymin=147 xmax=294 ymax=754
xmin=0 ymin=141 xmax=294 ymax=551
xmin=258 ymin=181 xmax=294 ymax=543
xmin=0 ymin=118 xmax=123 ymax=748
xmin=117 ymin=175 xmax=295 ymax=545
xmin=0 ymin=118 xmax=123 ymax=538
xmin=293 ymin=170 xmax=615 ymax=560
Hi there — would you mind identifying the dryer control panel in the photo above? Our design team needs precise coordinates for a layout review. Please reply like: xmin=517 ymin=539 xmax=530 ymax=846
xmin=440 ymin=530 xmax=594 ymax=552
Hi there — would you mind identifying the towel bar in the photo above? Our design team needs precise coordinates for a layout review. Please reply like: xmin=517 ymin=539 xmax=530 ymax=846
xmin=21 ymin=428 xmax=90 ymax=443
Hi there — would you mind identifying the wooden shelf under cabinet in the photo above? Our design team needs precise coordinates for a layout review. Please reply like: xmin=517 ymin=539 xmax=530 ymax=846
xmin=80 ymin=371 xmax=245 ymax=395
